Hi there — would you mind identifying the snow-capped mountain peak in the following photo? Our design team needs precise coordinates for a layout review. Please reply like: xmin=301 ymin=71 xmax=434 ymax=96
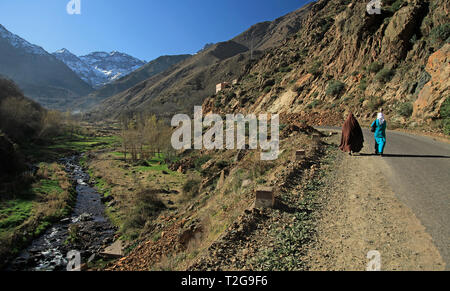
xmin=53 ymin=49 xmax=146 ymax=88
xmin=0 ymin=24 xmax=47 ymax=56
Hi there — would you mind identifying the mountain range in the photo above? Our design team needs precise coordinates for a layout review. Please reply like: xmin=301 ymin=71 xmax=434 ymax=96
xmin=53 ymin=49 xmax=147 ymax=88
xmin=1 ymin=0 xmax=448 ymax=133
xmin=88 ymin=2 xmax=315 ymax=119
xmin=0 ymin=24 xmax=189 ymax=111
xmin=0 ymin=24 xmax=92 ymax=110
xmin=89 ymin=0 xmax=449 ymax=133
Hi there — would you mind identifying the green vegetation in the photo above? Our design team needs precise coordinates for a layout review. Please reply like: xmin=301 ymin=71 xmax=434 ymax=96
xmin=121 ymin=186 xmax=166 ymax=240
xmin=388 ymin=0 xmax=405 ymax=13
xmin=250 ymin=146 xmax=336 ymax=270
xmin=398 ymin=102 xmax=413 ymax=118
xmin=278 ymin=65 xmax=292 ymax=73
xmin=0 ymin=200 xmax=33 ymax=230
xmin=307 ymin=100 xmax=322 ymax=109
xmin=48 ymin=135 xmax=119 ymax=153
xmin=182 ymin=178 xmax=201 ymax=201
xmin=367 ymin=62 xmax=384 ymax=74
xmin=326 ymin=80 xmax=345 ymax=96
xmin=440 ymin=97 xmax=450 ymax=135
xmin=263 ymin=86 xmax=272 ymax=94
xmin=358 ymin=77 xmax=368 ymax=91
xmin=430 ymin=24 xmax=450 ymax=45
xmin=375 ymin=68 xmax=395 ymax=83
xmin=367 ymin=96 xmax=385 ymax=111
xmin=0 ymin=163 xmax=76 ymax=267
xmin=65 ymin=224 xmax=81 ymax=245
xmin=307 ymin=60 xmax=322 ymax=76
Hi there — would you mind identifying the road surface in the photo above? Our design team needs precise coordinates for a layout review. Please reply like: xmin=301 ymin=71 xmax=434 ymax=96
xmin=318 ymin=126 xmax=450 ymax=270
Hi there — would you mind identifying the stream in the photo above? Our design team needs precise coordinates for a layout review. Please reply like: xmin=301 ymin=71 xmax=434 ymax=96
xmin=7 ymin=155 xmax=117 ymax=271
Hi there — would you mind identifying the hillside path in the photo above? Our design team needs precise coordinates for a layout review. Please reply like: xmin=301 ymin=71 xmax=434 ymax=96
xmin=307 ymin=127 xmax=449 ymax=270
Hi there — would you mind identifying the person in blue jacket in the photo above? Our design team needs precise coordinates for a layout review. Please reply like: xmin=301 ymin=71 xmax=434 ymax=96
xmin=371 ymin=112 xmax=387 ymax=156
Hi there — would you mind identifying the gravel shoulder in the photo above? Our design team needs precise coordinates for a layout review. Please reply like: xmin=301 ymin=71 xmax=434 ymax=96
xmin=304 ymin=132 xmax=446 ymax=271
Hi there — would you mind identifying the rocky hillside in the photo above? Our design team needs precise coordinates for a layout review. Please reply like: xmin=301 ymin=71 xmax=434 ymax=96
xmin=0 ymin=25 xmax=93 ymax=110
xmin=92 ymin=0 xmax=448 ymax=134
xmin=202 ymin=0 xmax=449 ymax=133
xmin=75 ymin=54 xmax=191 ymax=109
xmin=89 ymin=2 xmax=315 ymax=119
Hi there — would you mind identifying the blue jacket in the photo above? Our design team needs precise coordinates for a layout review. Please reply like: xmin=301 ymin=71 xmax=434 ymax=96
xmin=371 ymin=119 xmax=386 ymax=139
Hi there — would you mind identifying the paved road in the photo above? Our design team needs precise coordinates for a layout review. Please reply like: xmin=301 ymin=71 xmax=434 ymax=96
xmin=318 ymin=126 xmax=450 ymax=270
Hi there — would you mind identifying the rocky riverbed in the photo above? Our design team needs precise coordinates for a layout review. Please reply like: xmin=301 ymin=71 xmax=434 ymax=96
xmin=7 ymin=155 xmax=117 ymax=271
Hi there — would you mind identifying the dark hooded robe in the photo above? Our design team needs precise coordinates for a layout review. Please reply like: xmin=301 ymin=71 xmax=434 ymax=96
xmin=339 ymin=113 xmax=364 ymax=153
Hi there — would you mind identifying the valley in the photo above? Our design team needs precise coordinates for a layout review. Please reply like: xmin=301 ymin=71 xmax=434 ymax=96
xmin=0 ymin=0 xmax=449 ymax=273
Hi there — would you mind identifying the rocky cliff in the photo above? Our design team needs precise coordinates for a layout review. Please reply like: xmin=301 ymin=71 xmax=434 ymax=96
xmin=201 ymin=0 xmax=449 ymax=133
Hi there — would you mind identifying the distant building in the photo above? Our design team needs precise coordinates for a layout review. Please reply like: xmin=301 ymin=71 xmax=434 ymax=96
xmin=232 ymin=79 xmax=239 ymax=85
xmin=216 ymin=82 xmax=230 ymax=94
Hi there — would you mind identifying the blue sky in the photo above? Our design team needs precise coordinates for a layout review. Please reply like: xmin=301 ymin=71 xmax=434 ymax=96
xmin=0 ymin=0 xmax=311 ymax=61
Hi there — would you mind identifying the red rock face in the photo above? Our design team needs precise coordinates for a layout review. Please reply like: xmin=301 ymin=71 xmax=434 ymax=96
xmin=413 ymin=44 xmax=450 ymax=120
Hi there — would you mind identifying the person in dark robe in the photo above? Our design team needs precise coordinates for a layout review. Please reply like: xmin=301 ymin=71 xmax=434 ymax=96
xmin=339 ymin=112 xmax=364 ymax=155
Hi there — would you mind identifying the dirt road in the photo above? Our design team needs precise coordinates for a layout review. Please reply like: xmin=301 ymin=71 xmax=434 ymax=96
xmin=308 ymin=128 xmax=449 ymax=270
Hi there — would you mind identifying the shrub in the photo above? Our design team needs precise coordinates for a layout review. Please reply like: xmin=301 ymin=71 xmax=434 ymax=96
xmin=326 ymin=80 xmax=345 ymax=96
xmin=307 ymin=100 xmax=322 ymax=109
xmin=278 ymin=66 xmax=292 ymax=73
xmin=441 ymin=98 xmax=450 ymax=135
xmin=194 ymin=155 xmax=211 ymax=170
xmin=375 ymin=68 xmax=395 ymax=83
xmin=367 ymin=62 xmax=384 ymax=73
xmin=307 ymin=60 xmax=322 ymax=76
xmin=430 ymin=24 xmax=450 ymax=45
xmin=398 ymin=102 xmax=413 ymax=117
xmin=216 ymin=160 xmax=229 ymax=169
xmin=263 ymin=86 xmax=272 ymax=94
xmin=367 ymin=96 xmax=384 ymax=111
xmin=182 ymin=178 xmax=201 ymax=200
xmin=358 ymin=77 xmax=368 ymax=91
xmin=388 ymin=0 xmax=405 ymax=13
xmin=122 ymin=187 xmax=166 ymax=237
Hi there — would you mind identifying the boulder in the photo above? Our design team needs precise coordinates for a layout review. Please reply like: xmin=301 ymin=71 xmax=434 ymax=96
xmin=382 ymin=3 xmax=427 ymax=61
xmin=254 ymin=187 xmax=275 ymax=209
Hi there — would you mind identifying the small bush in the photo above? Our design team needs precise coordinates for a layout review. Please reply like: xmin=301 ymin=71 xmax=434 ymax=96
xmin=278 ymin=66 xmax=292 ymax=73
xmin=122 ymin=187 xmax=166 ymax=237
xmin=326 ymin=80 xmax=345 ymax=96
xmin=263 ymin=86 xmax=272 ymax=94
xmin=430 ymin=24 xmax=450 ymax=45
xmin=194 ymin=155 xmax=211 ymax=170
xmin=307 ymin=60 xmax=322 ymax=76
xmin=182 ymin=178 xmax=201 ymax=200
xmin=388 ymin=0 xmax=405 ymax=13
xmin=216 ymin=160 xmax=229 ymax=169
xmin=441 ymin=98 xmax=450 ymax=135
xmin=398 ymin=102 xmax=413 ymax=118
xmin=358 ymin=77 xmax=368 ymax=91
xmin=307 ymin=100 xmax=322 ymax=109
xmin=367 ymin=62 xmax=384 ymax=73
xmin=367 ymin=96 xmax=384 ymax=111
xmin=375 ymin=68 xmax=395 ymax=83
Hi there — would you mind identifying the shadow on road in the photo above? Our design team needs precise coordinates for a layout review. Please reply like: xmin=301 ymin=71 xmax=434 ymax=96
xmin=357 ymin=153 xmax=450 ymax=159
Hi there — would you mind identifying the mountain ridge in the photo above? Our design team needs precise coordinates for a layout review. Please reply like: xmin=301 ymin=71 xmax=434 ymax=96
xmin=0 ymin=24 xmax=93 ymax=110
xmin=89 ymin=2 xmax=316 ymax=119
xmin=53 ymin=48 xmax=146 ymax=89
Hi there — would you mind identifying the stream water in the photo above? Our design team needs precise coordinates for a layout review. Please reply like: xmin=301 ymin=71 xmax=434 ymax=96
xmin=7 ymin=155 xmax=116 ymax=271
